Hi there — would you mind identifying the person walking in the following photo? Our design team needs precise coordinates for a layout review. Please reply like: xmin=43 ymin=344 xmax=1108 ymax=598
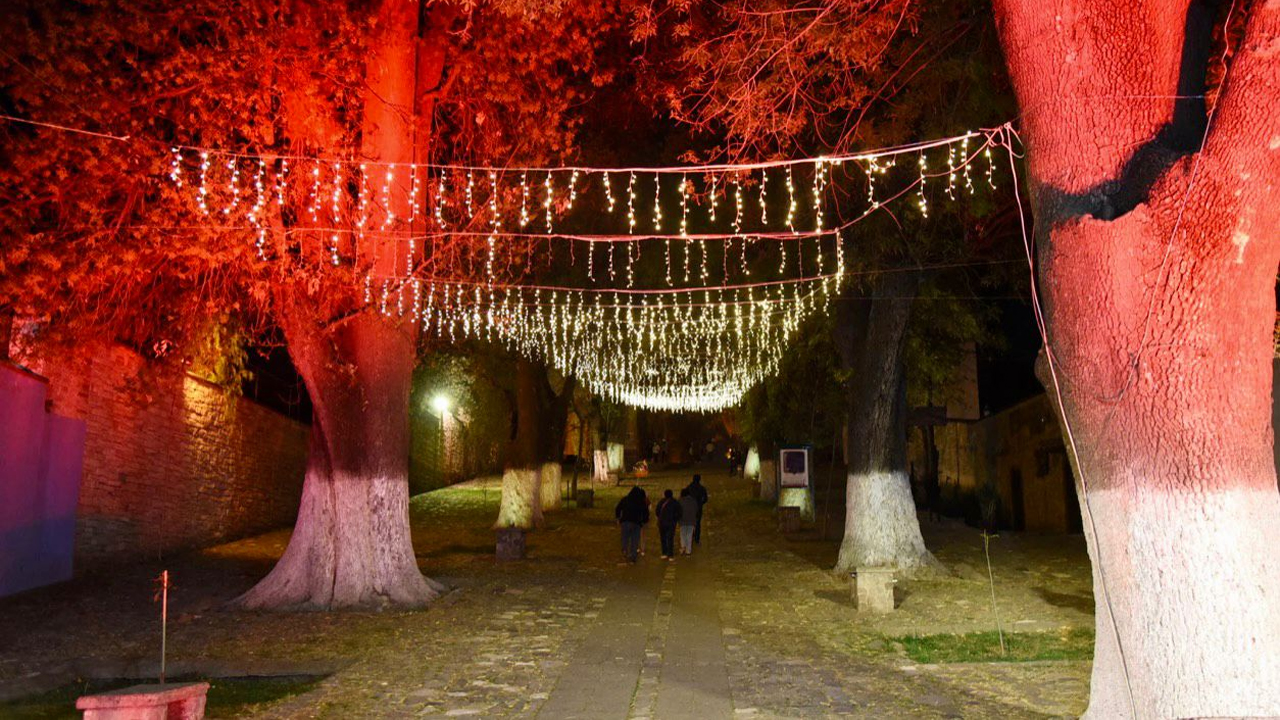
xmin=655 ymin=489 xmax=683 ymax=560
xmin=684 ymin=474 xmax=709 ymax=544
xmin=615 ymin=486 xmax=649 ymax=563
xmin=678 ymin=488 xmax=699 ymax=555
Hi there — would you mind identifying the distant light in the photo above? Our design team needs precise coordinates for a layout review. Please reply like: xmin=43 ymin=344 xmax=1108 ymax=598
xmin=430 ymin=394 xmax=451 ymax=416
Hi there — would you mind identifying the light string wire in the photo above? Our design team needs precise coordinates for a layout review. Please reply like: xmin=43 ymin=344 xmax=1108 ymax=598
xmin=0 ymin=110 xmax=993 ymax=175
xmin=1000 ymin=123 xmax=1137 ymax=719
xmin=170 ymin=130 xmax=994 ymax=174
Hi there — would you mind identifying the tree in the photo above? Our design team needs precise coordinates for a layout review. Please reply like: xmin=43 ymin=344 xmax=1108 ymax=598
xmin=831 ymin=271 xmax=937 ymax=572
xmin=992 ymin=0 xmax=1280 ymax=715
xmin=1 ymin=0 xmax=628 ymax=609
xmin=646 ymin=0 xmax=1016 ymax=570
xmin=494 ymin=357 xmax=575 ymax=530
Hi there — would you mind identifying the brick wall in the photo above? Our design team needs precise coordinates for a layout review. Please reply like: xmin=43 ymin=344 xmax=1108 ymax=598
xmin=17 ymin=343 xmax=308 ymax=568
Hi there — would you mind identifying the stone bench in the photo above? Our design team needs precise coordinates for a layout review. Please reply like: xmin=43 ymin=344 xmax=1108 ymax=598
xmin=77 ymin=681 xmax=209 ymax=720
xmin=851 ymin=567 xmax=896 ymax=613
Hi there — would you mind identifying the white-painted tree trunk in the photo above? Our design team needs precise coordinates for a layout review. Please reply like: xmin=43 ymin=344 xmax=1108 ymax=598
xmin=593 ymin=449 xmax=610 ymax=485
xmin=495 ymin=467 xmax=543 ymax=529
xmin=744 ymin=446 xmax=760 ymax=479
xmin=832 ymin=277 xmax=933 ymax=574
xmin=238 ymin=469 xmax=442 ymax=609
xmin=1080 ymin=485 xmax=1280 ymax=718
xmin=835 ymin=470 xmax=935 ymax=573
xmin=539 ymin=462 xmax=562 ymax=512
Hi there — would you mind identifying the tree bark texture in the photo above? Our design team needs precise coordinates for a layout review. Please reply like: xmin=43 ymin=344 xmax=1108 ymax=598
xmin=833 ymin=276 xmax=937 ymax=574
xmin=239 ymin=0 xmax=447 ymax=610
xmin=759 ymin=459 xmax=778 ymax=502
xmin=994 ymin=1 xmax=1280 ymax=715
xmin=539 ymin=461 xmax=563 ymax=512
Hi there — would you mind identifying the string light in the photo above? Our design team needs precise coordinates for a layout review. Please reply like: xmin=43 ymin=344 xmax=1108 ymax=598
xmin=945 ymin=144 xmax=957 ymax=200
xmin=709 ymin=175 xmax=718 ymax=223
xmin=679 ymin=174 xmax=689 ymax=237
xmin=567 ymin=169 xmax=579 ymax=209
xmin=169 ymin=148 xmax=183 ymax=187
xmin=409 ymin=167 xmax=421 ymax=222
xmin=249 ymin=159 xmax=266 ymax=224
xmin=733 ymin=179 xmax=744 ymax=233
xmin=403 ymin=273 xmax=839 ymax=412
xmin=758 ymin=168 xmax=768 ymax=225
xmin=358 ymin=164 xmax=370 ymax=230
xmin=147 ymin=130 xmax=1003 ymax=411
xmin=626 ymin=172 xmax=637 ymax=233
xmin=917 ymin=152 xmax=929 ymax=218
xmin=543 ymin=172 xmax=554 ymax=232
xmin=519 ymin=172 xmax=530 ymax=228
xmin=785 ymin=167 xmax=797 ymax=233
xmin=433 ymin=169 xmax=447 ymax=229
xmin=275 ymin=159 xmax=288 ymax=209
xmin=223 ymin=158 xmax=240 ymax=216
xmin=465 ymin=171 xmax=474 ymax=218
xmin=603 ymin=172 xmax=616 ymax=212
xmin=962 ymin=136 xmax=974 ymax=194
xmin=330 ymin=162 xmax=343 ymax=225
xmin=381 ymin=164 xmax=396 ymax=229
xmin=652 ymin=174 xmax=663 ymax=231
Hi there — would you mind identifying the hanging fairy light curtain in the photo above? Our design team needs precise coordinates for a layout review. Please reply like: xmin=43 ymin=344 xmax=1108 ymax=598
xmin=160 ymin=127 xmax=1004 ymax=412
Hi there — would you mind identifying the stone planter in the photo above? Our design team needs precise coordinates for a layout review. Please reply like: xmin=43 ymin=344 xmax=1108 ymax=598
xmin=77 ymin=681 xmax=209 ymax=720
xmin=575 ymin=489 xmax=595 ymax=508
xmin=495 ymin=527 xmax=526 ymax=561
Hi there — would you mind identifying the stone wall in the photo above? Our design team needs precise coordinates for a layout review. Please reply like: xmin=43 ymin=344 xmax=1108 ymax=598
xmin=15 ymin=343 xmax=308 ymax=568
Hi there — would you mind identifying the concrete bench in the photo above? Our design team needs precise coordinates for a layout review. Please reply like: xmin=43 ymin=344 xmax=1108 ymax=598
xmin=77 ymin=681 xmax=209 ymax=720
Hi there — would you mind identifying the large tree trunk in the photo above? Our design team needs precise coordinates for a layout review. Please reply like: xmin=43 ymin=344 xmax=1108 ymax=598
xmin=239 ymin=309 xmax=442 ymax=609
xmin=497 ymin=359 xmax=547 ymax=529
xmin=496 ymin=358 xmax=575 ymax=527
xmin=994 ymin=1 xmax=1280 ymax=715
xmin=239 ymin=0 xmax=446 ymax=609
xmin=833 ymin=276 xmax=937 ymax=574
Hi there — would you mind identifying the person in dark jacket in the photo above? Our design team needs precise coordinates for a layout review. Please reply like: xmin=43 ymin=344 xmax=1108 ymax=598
xmin=615 ymin=486 xmax=649 ymax=563
xmin=678 ymin=488 xmax=699 ymax=555
xmin=655 ymin=489 xmax=683 ymax=559
xmin=684 ymin=474 xmax=709 ymax=544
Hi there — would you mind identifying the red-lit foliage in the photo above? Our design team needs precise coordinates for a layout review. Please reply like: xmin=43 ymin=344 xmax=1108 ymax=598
xmin=0 ymin=0 xmax=631 ymax=609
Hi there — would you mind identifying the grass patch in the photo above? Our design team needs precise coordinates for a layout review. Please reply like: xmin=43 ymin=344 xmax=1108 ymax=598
xmin=410 ymin=486 xmax=500 ymax=519
xmin=0 ymin=675 xmax=324 ymax=719
xmin=896 ymin=628 xmax=1094 ymax=663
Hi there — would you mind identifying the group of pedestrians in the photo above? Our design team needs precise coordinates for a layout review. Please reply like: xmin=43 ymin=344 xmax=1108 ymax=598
xmin=614 ymin=475 xmax=709 ymax=563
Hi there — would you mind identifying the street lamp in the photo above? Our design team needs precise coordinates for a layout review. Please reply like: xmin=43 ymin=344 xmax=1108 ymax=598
xmin=430 ymin=393 xmax=451 ymax=417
